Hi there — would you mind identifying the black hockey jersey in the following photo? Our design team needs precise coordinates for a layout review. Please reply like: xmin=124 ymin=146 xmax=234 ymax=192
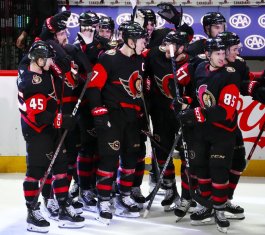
xmin=194 ymin=61 xmax=240 ymax=131
xmin=145 ymin=46 xmax=189 ymax=116
xmin=86 ymin=49 xmax=145 ymax=120
xmin=17 ymin=64 xmax=59 ymax=135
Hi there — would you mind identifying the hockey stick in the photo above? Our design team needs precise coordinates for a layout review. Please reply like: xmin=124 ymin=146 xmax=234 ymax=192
xmin=245 ymin=120 xmax=265 ymax=168
xmin=31 ymin=71 xmax=92 ymax=209
xmin=169 ymin=44 xmax=212 ymax=209
xmin=141 ymin=93 xmax=161 ymax=183
xmin=143 ymin=128 xmax=182 ymax=217
xmin=141 ymin=130 xmax=169 ymax=155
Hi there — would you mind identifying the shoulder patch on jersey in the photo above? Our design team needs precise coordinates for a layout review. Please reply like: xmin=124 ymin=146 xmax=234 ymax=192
xmin=236 ymin=56 xmax=244 ymax=62
xmin=197 ymin=54 xmax=207 ymax=59
xmin=32 ymin=74 xmax=42 ymax=84
xmin=105 ymin=49 xmax=116 ymax=55
xmin=226 ymin=67 xmax=236 ymax=73
xmin=159 ymin=45 xmax=166 ymax=53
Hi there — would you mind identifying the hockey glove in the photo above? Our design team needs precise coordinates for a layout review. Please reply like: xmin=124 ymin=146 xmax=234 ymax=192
xmin=91 ymin=107 xmax=111 ymax=131
xmin=51 ymin=55 xmax=72 ymax=76
xmin=171 ymin=96 xmax=193 ymax=113
xmin=241 ymin=80 xmax=261 ymax=96
xmin=54 ymin=113 xmax=76 ymax=130
xmin=157 ymin=3 xmax=182 ymax=27
xmin=45 ymin=11 xmax=71 ymax=33
xmin=176 ymin=107 xmax=206 ymax=126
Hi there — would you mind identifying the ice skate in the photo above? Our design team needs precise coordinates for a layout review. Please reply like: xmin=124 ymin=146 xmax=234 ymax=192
xmin=161 ymin=185 xmax=180 ymax=212
xmin=190 ymin=206 xmax=215 ymax=226
xmin=68 ymin=197 xmax=83 ymax=214
xmin=43 ymin=197 xmax=59 ymax=221
xmin=79 ymin=189 xmax=97 ymax=212
xmin=215 ymin=210 xmax=230 ymax=233
xmin=131 ymin=187 xmax=145 ymax=210
xmin=96 ymin=200 xmax=113 ymax=225
xmin=174 ymin=198 xmax=191 ymax=222
xmin=224 ymin=200 xmax=245 ymax=220
xmin=27 ymin=202 xmax=50 ymax=233
xmin=58 ymin=202 xmax=85 ymax=228
xmin=115 ymin=195 xmax=140 ymax=218
xmin=188 ymin=200 xmax=197 ymax=214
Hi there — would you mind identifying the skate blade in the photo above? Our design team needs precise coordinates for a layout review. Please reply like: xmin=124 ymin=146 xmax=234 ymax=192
xmin=217 ymin=225 xmax=228 ymax=233
xmin=27 ymin=224 xmax=49 ymax=233
xmin=95 ymin=216 xmax=111 ymax=225
xmin=82 ymin=205 xmax=97 ymax=213
xmin=115 ymin=209 xmax=140 ymax=218
xmin=191 ymin=217 xmax=215 ymax=226
xmin=175 ymin=215 xmax=186 ymax=222
xmin=225 ymin=212 xmax=245 ymax=220
xmin=58 ymin=220 xmax=85 ymax=229
xmin=48 ymin=215 xmax=59 ymax=221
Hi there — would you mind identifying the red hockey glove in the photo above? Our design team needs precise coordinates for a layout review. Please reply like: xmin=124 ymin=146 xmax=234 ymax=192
xmin=91 ymin=107 xmax=111 ymax=131
xmin=157 ymin=3 xmax=182 ymax=27
xmin=176 ymin=107 xmax=206 ymax=126
xmin=54 ymin=113 xmax=76 ymax=130
xmin=45 ymin=11 xmax=71 ymax=33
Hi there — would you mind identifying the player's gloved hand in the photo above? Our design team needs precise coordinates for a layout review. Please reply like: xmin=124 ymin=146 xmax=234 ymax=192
xmin=51 ymin=54 xmax=72 ymax=76
xmin=54 ymin=113 xmax=76 ymax=130
xmin=91 ymin=107 xmax=111 ymax=131
xmin=46 ymin=11 xmax=71 ymax=33
xmin=77 ymin=26 xmax=95 ymax=45
xmin=157 ymin=3 xmax=182 ymax=27
xmin=171 ymin=96 xmax=193 ymax=113
xmin=94 ymin=34 xmax=112 ymax=50
xmin=133 ymin=10 xmax=145 ymax=29
xmin=176 ymin=107 xmax=206 ymax=126
xmin=241 ymin=80 xmax=261 ymax=96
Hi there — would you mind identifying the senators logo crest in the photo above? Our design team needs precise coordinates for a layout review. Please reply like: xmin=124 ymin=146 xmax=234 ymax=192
xmin=109 ymin=140 xmax=120 ymax=151
xmin=197 ymin=84 xmax=216 ymax=108
xmin=154 ymin=74 xmax=174 ymax=99
xmin=32 ymin=74 xmax=42 ymax=84
xmin=119 ymin=71 xmax=143 ymax=99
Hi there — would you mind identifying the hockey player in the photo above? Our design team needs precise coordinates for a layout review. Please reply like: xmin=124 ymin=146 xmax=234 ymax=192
xmin=98 ymin=16 xmax=115 ymax=40
xmin=187 ymin=12 xmax=226 ymax=57
xmin=17 ymin=41 xmax=85 ymax=233
xmin=216 ymin=31 xmax=250 ymax=220
xmin=85 ymin=22 xmax=147 ymax=224
xmin=145 ymin=30 xmax=192 ymax=211
xmin=176 ymin=38 xmax=240 ymax=233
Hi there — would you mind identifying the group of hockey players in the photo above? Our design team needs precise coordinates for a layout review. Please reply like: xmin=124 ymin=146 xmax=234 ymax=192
xmin=16 ymin=2 xmax=265 ymax=234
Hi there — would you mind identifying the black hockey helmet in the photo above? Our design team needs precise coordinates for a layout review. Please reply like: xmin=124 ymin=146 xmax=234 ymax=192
xmin=138 ymin=9 xmax=156 ymax=27
xmin=205 ymin=38 xmax=226 ymax=52
xmin=118 ymin=21 xmax=132 ymax=32
xmin=99 ymin=16 xmax=115 ymax=32
xmin=216 ymin=31 xmax=240 ymax=48
xmin=28 ymin=41 xmax=55 ymax=61
xmin=122 ymin=22 xmax=147 ymax=42
xmin=163 ymin=30 xmax=189 ymax=47
xmin=203 ymin=12 xmax=226 ymax=35
xmin=79 ymin=11 xmax=99 ymax=26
